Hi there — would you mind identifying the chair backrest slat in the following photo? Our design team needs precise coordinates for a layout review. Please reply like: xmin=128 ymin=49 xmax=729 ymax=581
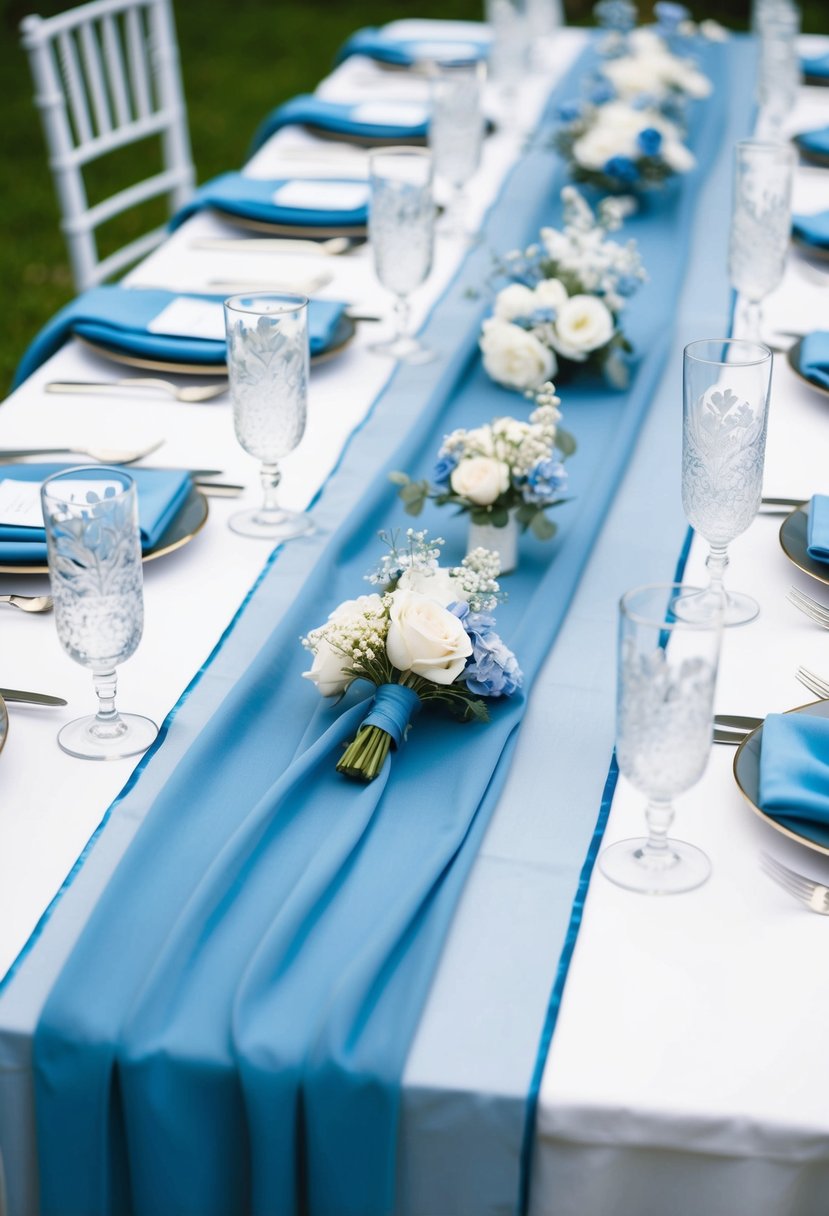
xmin=100 ymin=14 xmax=132 ymax=126
xmin=21 ymin=0 xmax=195 ymax=293
xmin=79 ymin=21 xmax=113 ymax=136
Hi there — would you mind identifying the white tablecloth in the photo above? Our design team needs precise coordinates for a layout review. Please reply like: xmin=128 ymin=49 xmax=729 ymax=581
xmin=2 ymin=25 xmax=829 ymax=1216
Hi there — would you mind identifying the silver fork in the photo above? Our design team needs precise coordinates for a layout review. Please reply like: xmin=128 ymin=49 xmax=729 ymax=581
xmin=795 ymin=665 xmax=829 ymax=699
xmin=761 ymin=852 xmax=829 ymax=914
xmin=787 ymin=585 xmax=829 ymax=628
xmin=46 ymin=378 xmax=228 ymax=403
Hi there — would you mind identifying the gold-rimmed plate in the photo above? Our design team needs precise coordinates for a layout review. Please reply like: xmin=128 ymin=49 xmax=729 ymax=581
xmin=300 ymin=122 xmax=426 ymax=147
xmin=734 ymin=698 xmax=829 ymax=854
xmin=211 ymin=208 xmax=367 ymax=239
xmin=791 ymin=234 xmax=829 ymax=261
xmin=0 ymin=484 xmax=208 ymax=576
xmin=0 ymin=694 xmax=7 ymax=759
xmin=787 ymin=337 xmax=829 ymax=398
xmin=779 ymin=502 xmax=829 ymax=588
xmin=77 ymin=313 xmax=357 ymax=377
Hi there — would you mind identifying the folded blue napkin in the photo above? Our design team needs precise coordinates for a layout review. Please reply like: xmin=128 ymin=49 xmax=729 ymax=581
xmin=13 ymin=287 xmax=347 ymax=387
xmin=792 ymin=209 xmax=829 ymax=250
xmin=249 ymin=94 xmax=429 ymax=155
xmin=759 ymin=712 xmax=829 ymax=845
xmin=802 ymin=53 xmax=829 ymax=81
xmin=335 ymin=25 xmax=490 ymax=67
xmin=0 ymin=463 xmax=192 ymax=561
xmin=793 ymin=331 xmax=829 ymax=392
xmin=169 ymin=172 xmax=369 ymax=232
xmin=806 ymin=494 xmax=829 ymax=561
xmin=793 ymin=125 xmax=829 ymax=158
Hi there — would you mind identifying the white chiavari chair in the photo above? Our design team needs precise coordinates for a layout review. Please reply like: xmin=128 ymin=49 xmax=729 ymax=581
xmin=20 ymin=0 xmax=195 ymax=291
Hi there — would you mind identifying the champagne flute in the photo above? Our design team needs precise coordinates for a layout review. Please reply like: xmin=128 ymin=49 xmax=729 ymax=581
xmin=41 ymin=466 xmax=157 ymax=760
xmin=678 ymin=338 xmax=773 ymax=627
xmin=428 ymin=60 xmax=486 ymax=241
xmin=728 ymin=140 xmax=794 ymax=344
xmin=599 ymin=582 xmax=723 ymax=895
xmin=224 ymin=293 xmax=312 ymax=540
xmin=368 ymin=148 xmax=436 ymax=364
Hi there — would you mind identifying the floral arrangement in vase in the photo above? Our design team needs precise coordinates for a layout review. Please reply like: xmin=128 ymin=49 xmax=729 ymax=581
xmin=301 ymin=530 xmax=522 ymax=781
xmin=391 ymin=387 xmax=573 ymax=572
xmin=481 ymin=186 xmax=646 ymax=391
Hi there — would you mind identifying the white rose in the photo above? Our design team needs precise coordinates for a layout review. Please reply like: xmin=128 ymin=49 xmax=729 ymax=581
xmin=480 ymin=318 xmax=554 ymax=390
xmin=302 ymin=594 xmax=384 ymax=696
xmin=669 ymin=62 xmax=713 ymax=98
xmin=533 ymin=278 xmax=569 ymax=311
xmin=386 ymin=589 xmax=473 ymax=685
xmin=661 ymin=139 xmax=696 ymax=173
xmin=603 ymin=55 xmax=664 ymax=98
xmin=629 ymin=27 xmax=665 ymax=55
xmin=552 ymin=295 xmax=615 ymax=361
xmin=572 ymin=127 xmax=637 ymax=170
xmin=450 ymin=455 xmax=510 ymax=505
xmin=397 ymin=564 xmax=459 ymax=607
xmin=494 ymin=283 xmax=538 ymax=321
xmin=699 ymin=18 xmax=728 ymax=42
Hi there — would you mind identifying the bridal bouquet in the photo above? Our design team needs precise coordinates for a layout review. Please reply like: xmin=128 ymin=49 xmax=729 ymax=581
xmin=301 ymin=531 xmax=522 ymax=781
xmin=555 ymin=96 xmax=695 ymax=197
xmin=481 ymin=187 xmax=646 ymax=389
xmin=391 ymin=387 xmax=574 ymax=543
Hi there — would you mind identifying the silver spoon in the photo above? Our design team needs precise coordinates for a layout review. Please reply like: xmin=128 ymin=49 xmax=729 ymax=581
xmin=0 ymin=439 xmax=164 ymax=465
xmin=0 ymin=594 xmax=53 ymax=613
xmin=46 ymin=379 xmax=228 ymax=404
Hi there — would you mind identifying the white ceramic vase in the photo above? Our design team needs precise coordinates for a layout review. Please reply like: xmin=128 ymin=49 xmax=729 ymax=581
xmin=466 ymin=510 xmax=518 ymax=574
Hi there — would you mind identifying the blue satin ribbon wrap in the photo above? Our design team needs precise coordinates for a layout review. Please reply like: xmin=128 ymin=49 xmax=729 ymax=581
xmin=31 ymin=35 xmax=745 ymax=1216
xmin=758 ymin=712 xmax=829 ymax=846
xmin=169 ymin=171 xmax=369 ymax=231
xmin=249 ymin=94 xmax=429 ymax=155
xmin=13 ymin=287 xmax=346 ymax=388
xmin=361 ymin=683 xmax=422 ymax=749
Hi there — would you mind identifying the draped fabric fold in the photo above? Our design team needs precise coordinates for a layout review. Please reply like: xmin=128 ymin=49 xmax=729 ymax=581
xmin=33 ymin=37 xmax=740 ymax=1216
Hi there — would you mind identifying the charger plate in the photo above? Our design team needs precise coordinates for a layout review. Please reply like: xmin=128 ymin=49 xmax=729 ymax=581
xmin=791 ymin=234 xmax=829 ymax=261
xmin=212 ymin=209 xmax=367 ymax=238
xmin=0 ymin=695 xmax=7 ymax=758
xmin=301 ymin=123 xmax=426 ymax=147
xmin=787 ymin=337 xmax=829 ymax=398
xmin=77 ymin=313 xmax=357 ymax=376
xmin=0 ymin=484 xmax=208 ymax=576
xmin=734 ymin=698 xmax=829 ymax=855
xmin=779 ymin=503 xmax=829 ymax=587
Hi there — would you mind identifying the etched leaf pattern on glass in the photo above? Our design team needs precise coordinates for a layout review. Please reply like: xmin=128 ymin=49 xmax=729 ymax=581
xmin=228 ymin=313 xmax=307 ymax=462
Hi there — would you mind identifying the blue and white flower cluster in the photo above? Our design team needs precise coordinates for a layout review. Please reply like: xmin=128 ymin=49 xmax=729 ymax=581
xmin=392 ymin=388 xmax=574 ymax=541
xmin=482 ymin=187 xmax=646 ymax=389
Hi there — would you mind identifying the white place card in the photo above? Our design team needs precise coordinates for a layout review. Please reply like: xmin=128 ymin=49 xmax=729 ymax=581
xmin=350 ymin=102 xmax=429 ymax=127
xmin=147 ymin=297 xmax=226 ymax=341
xmin=272 ymin=181 xmax=370 ymax=211
xmin=0 ymin=479 xmax=121 ymax=529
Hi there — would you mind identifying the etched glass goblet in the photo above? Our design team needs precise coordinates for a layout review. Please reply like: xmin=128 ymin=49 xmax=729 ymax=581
xmin=428 ymin=60 xmax=486 ymax=242
xmin=728 ymin=140 xmax=794 ymax=344
xmin=678 ymin=338 xmax=773 ymax=627
xmin=599 ymin=582 xmax=723 ymax=895
xmin=368 ymin=148 xmax=436 ymax=364
xmin=41 ymin=467 xmax=157 ymax=760
xmin=224 ymin=293 xmax=311 ymax=540
xmin=756 ymin=5 xmax=801 ymax=140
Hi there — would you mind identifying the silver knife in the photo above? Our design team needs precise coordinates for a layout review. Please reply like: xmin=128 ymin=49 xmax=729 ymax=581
xmin=0 ymin=687 xmax=67 ymax=706
xmin=715 ymin=714 xmax=763 ymax=730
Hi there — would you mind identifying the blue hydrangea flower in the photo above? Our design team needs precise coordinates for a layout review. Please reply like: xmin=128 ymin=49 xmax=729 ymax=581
xmin=558 ymin=99 xmax=584 ymax=123
xmin=450 ymin=603 xmax=523 ymax=698
xmin=589 ymin=80 xmax=616 ymax=106
xmin=637 ymin=127 xmax=663 ymax=157
xmin=519 ymin=457 xmax=568 ymax=506
xmin=604 ymin=155 xmax=640 ymax=184
xmin=432 ymin=448 xmax=459 ymax=487
xmin=614 ymin=273 xmax=642 ymax=299
xmin=654 ymin=1 xmax=690 ymax=32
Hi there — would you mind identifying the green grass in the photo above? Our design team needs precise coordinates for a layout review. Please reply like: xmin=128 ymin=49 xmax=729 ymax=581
xmin=0 ymin=0 xmax=823 ymax=394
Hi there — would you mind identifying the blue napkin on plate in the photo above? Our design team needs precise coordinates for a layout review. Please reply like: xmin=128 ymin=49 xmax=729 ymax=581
xmin=806 ymin=494 xmax=829 ymax=561
xmin=793 ymin=125 xmax=829 ymax=158
xmin=792 ymin=209 xmax=829 ymax=250
xmin=0 ymin=463 xmax=193 ymax=561
xmin=793 ymin=331 xmax=829 ymax=393
xmin=13 ymin=287 xmax=347 ymax=387
xmin=802 ymin=53 xmax=829 ymax=81
xmin=169 ymin=172 xmax=369 ymax=232
xmin=249 ymin=94 xmax=429 ymax=155
xmin=759 ymin=712 xmax=829 ymax=845
xmin=335 ymin=25 xmax=490 ymax=67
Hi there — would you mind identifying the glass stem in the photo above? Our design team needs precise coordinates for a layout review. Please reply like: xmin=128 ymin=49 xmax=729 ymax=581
xmin=706 ymin=542 xmax=730 ymax=601
xmin=393 ymin=295 xmax=411 ymax=344
xmin=643 ymin=797 xmax=675 ymax=862
xmin=260 ymin=461 xmax=282 ymax=520
xmin=91 ymin=668 xmax=127 ymax=740
xmin=744 ymin=299 xmax=762 ymax=344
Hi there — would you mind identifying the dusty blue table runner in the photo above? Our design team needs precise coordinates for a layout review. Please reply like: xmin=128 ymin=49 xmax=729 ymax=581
xmin=9 ymin=34 xmax=750 ymax=1216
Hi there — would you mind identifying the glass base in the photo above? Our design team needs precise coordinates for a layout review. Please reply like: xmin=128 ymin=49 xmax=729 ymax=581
xmin=229 ymin=506 xmax=314 ymax=540
xmin=58 ymin=713 xmax=158 ymax=761
xmin=673 ymin=586 xmax=759 ymax=627
xmin=368 ymin=333 xmax=436 ymax=364
xmin=599 ymin=837 xmax=711 ymax=895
